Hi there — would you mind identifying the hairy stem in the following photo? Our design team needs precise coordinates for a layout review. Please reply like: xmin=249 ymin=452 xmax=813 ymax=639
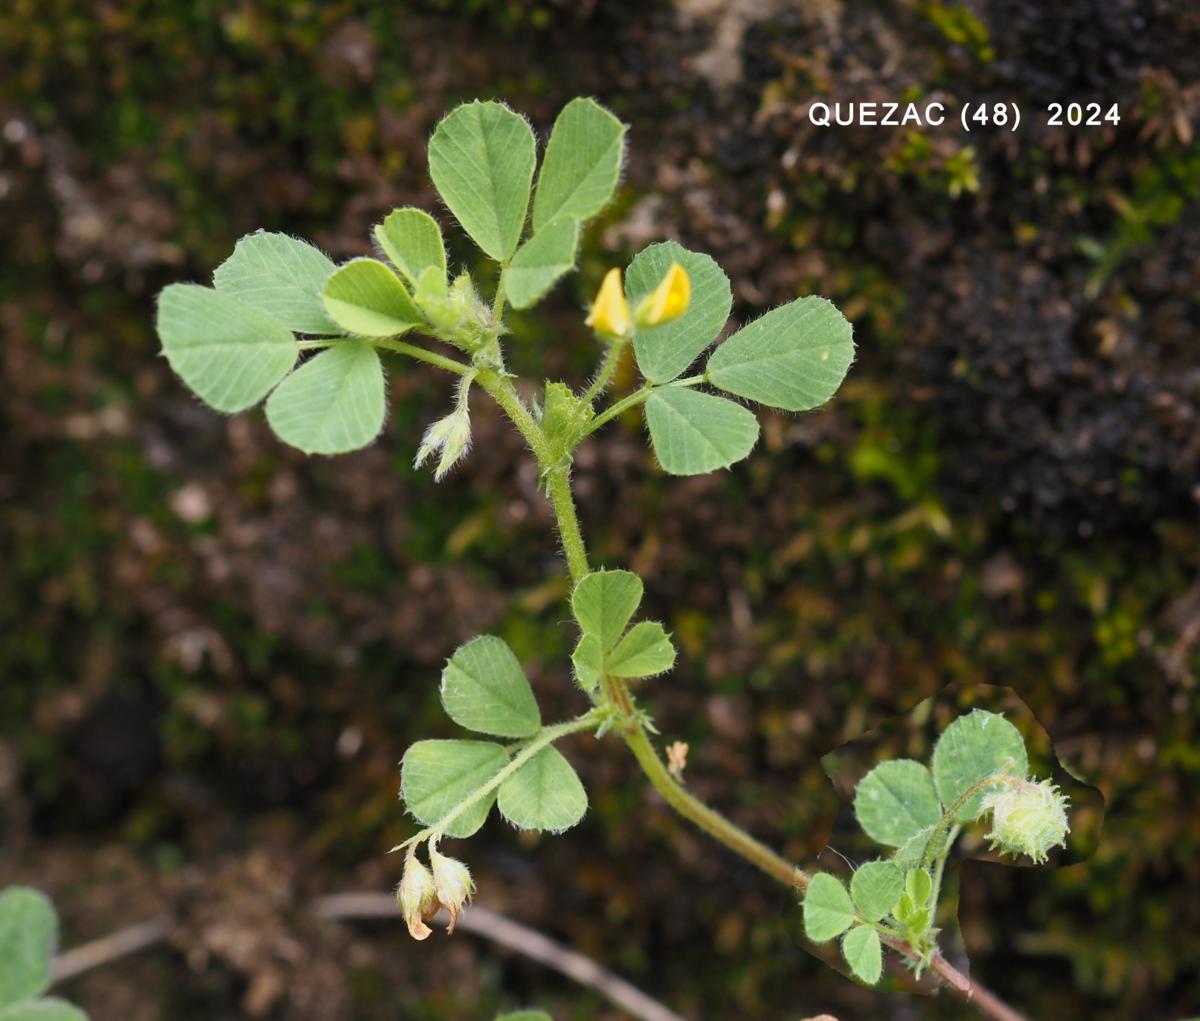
xmin=622 ymin=714 xmax=801 ymax=889
xmin=485 ymin=374 xmax=1027 ymax=1021
xmin=930 ymin=822 xmax=961 ymax=912
xmin=373 ymin=337 xmax=472 ymax=376
xmin=477 ymin=371 xmax=554 ymax=464
xmin=546 ymin=467 xmax=590 ymax=583
xmin=582 ymin=337 xmax=628 ymax=405
xmin=584 ymin=375 xmax=706 ymax=437
xmin=920 ymin=774 xmax=1013 ymax=875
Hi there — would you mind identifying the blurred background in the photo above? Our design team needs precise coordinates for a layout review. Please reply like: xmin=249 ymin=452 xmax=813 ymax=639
xmin=2 ymin=1 xmax=1198 ymax=1019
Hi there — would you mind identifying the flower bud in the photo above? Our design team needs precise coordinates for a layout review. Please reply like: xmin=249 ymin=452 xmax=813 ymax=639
xmin=397 ymin=849 xmax=439 ymax=940
xmin=414 ymin=382 xmax=473 ymax=481
xmin=633 ymin=262 xmax=690 ymax=328
xmin=585 ymin=267 xmax=630 ymax=339
xmin=429 ymin=842 xmax=475 ymax=934
xmin=982 ymin=777 xmax=1070 ymax=864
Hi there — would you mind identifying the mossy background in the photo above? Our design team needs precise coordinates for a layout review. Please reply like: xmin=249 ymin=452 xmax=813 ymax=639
xmin=2 ymin=1 xmax=1198 ymax=1019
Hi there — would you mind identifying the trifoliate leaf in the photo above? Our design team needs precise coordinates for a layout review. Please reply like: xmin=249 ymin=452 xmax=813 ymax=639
xmin=321 ymin=258 xmax=424 ymax=337
xmin=264 ymin=341 xmax=385 ymax=455
xmin=428 ymin=101 xmax=536 ymax=261
xmin=645 ymin=387 xmax=759 ymax=476
xmin=0 ymin=887 xmax=56 ymax=1006
xmin=571 ymin=569 xmax=644 ymax=652
xmin=157 ymin=284 xmax=298 ymax=413
xmin=532 ymin=97 xmax=626 ymax=231
xmin=374 ymin=208 xmax=446 ymax=287
xmin=706 ymin=296 xmax=854 ymax=411
xmin=497 ymin=746 xmax=587 ymax=833
xmin=400 ymin=739 xmax=508 ymax=838
xmin=932 ymin=710 xmax=1028 ymax=822
xmin=606 ymin=621 xmax=675 ymax=679
xmin=627 ymin=243 xmax=731 ymax=383
xmin=440 ymin=635 xmax=541 ymax=738
xmin=505 ymin=217 xmax=580 ymax=310
xmin=850 ymin=861 xmax=903 ymax=921
xmin=213 ymin=232 xmax=339 ymax=334
xmin=802 ymin=873 xmax=856 ymax=942
xmin=842 ymin=924 xmax=883 ymax=985
xmin=853 ymin=759 xmax=943 ymax=847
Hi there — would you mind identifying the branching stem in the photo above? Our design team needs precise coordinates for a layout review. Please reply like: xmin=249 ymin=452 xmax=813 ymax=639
xmin=475 ymin=326 xmax=1027 ymax=1021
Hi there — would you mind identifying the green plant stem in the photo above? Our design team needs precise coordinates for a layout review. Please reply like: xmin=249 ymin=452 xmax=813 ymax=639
xmin=373 ymin=338 xmax=472 ymax=376
xmin=621 ymin=718 xmax=801 ymax=889
xmin=920 ymin=774 xmax=1012 ymax=875
xmin=477 ymin=371 xmax=554 ymax=464
xmin=546 ymin=467 xmax=590 ymax=583
xmin=582 ymin=337 xmax=628 ymax=405
xmin=493 ymin=268 xmax=508 ymax=323
xmin=398 ymin=713 xmax=600 ymax=849
xmin=930 ymin=822 xmax=960 ymax=911
xmin=486 ymin=368 xmax=1027 ymax=1021
xmin=585 ymin=375 xmax=707 ymax=437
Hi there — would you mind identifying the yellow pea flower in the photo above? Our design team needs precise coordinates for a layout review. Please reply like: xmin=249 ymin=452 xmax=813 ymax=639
xmin=585 ymin=267 xmax=630 ymax=339
xmin=634 ymin=262 xmax=690 ymax=328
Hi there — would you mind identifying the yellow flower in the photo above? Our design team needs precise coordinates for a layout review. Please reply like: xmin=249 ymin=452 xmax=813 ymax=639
xmin=585 ymin=267 xmax=630 ymax=338
xmin=634 ymin=262 xmax=690 ymax=328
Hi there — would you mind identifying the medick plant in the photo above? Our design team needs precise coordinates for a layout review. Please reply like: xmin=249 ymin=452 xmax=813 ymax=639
xmin=808 ymin=710 xmax=1070 ymax=986
xmin=155 ymin=97 xmax=1067 ymax=1019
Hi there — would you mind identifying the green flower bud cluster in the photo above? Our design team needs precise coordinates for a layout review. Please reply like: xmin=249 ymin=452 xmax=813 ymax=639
xmin=397 ymin=842 xmax=476 ymax=940
xmin=414 ymin=374 xmax=475 ymax=481
xmin=982 ymin=776 xmax=1070 ymax=865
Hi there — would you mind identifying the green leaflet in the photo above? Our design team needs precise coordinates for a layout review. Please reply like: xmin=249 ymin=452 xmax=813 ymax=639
xmin=627 ymin=242 xmax=731 ymax=383
xmin=571 ymin=634 xmax=603 ymax=695
xmin=428 ymin=101 xmax=536 ymax=262
xmin=374 ymin=208 xmax=446 ymax=287
xmin=212 ymin=232 xmax=339 ymax=335
xmin=157 ymin=283 xmax=298 ymax=413
xmin=440 ymin=635 xmax=541 ymax=738
xmin=571 ymin=569 xmax=644 ymax=652
xmin=905 ymin=866 xmax=933 ymax=905
xmin=532 ymin=97 xmax=626 ymax=231
xmin=400 ymin=739 xmax=508 ymax=838
xmin=494 ymin=1012 xmax=552 ymax=1021
xmin=321 ymin=258 xmax=424 ymax=337
xmin=850 ymin=861 xmax=903 ymax=921
xmin=497 ymin=745 xmax=587 ymax=833
xmin=0 ymin=1002 xmax=88 ymax=1021
xmin=0 ymin=888 xmax=56 ymax=1007
xmin=892 ymin=824 xmax=937 ymax=867
xmin=802 ymin=873 xmax=856 ymax=942
xmin=265 ymin=341 xmax=385 ymax=455
xmin=932 ymin=710 xmax=1028 ymax=822
xmin=505 ymin=217 xmax=580 ymax=310
xmin=606 ymin=621 xmax=676 ymax=679
xmin=706 ymin=296 xmax=855 ymax=411
xmin=853 ymin=759 xmax=943 ymax=847
xmin=842 ymin=924 xmax=883 ymax=985
xmin=645 ymin=387 xmax=759 ymax=476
